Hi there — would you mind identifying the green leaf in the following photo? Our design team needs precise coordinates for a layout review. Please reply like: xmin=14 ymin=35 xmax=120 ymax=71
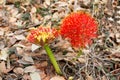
xmin=14 ymin=1 xmax=21 ymax=8
xmin=21 ymin=13 xmax=30 ymax=21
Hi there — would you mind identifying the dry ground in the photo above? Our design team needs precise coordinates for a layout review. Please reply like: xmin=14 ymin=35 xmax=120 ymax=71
xmin=0 ymin=0 xmax=120 ymax=80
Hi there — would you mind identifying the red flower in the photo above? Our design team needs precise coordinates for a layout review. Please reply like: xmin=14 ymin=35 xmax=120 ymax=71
xmin=27 ymin=26 xmax=58 ymax=45
xmin=60 ymin=11 xmax=98 ymax=48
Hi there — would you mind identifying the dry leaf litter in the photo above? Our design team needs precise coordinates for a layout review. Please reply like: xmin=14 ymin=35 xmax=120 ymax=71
xmin=0 ymin=0 xmax=120 ymax=80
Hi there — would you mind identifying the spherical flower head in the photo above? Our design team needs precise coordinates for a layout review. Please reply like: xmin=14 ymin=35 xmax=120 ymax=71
xmin=27 ymin=26 xmax=58 ymax=45
xmin=60 ymin=11 xmax=98 ymax=48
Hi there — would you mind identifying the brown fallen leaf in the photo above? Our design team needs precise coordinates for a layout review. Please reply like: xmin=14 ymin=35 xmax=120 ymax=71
xmin=50 ymin=76 xmax=65 ymax=80
xmin=13 ymin=67 xmax=24 ymax=75
xmin=110 ymin=52 xmax=120 ymax=62
xmin=23 ymin=73 xmax=31 ymax=80
xmin=86 ymin=75 xmax=94 ymax=80
xmin=15 ymin=34 xmax=26 ymax=40
xmin=0 ymin=29 xmax=4 ymax=36
xmin=0 ymin=48 xmax=9 ymax=60
xmin=16 ymin=47 xmax=24 ymax=56
xmin=115 ymin=33 xmax=120 ymax=43
xmin=40 ymin=71 xmax=50 ymax=80
xmin=31 ymin=44 xmax=40 ymax=52
xmin=0 ymin=76 xmax=2 ymax=80
xmin=77 ymin=57 xmax=86 ymax=63
xmin=30 ymin=72 xmax=41 ymax=80
xmin=0 ymin=61 xmax=6 ymax=73
xmin=0 ymin=61 xmax=13 ymax=73
xmin=102 ymin=76 xmax=107 ymax=80
xmin=110 ymin=68 xmax=120 ymax=75
xmin=7 ymin=36 xmax=17 ymax=47
xmin=17 ymin=55 xmax=34 ymax=64
xmin=24 ymin=66 xmax=37 ymax=73
xmin=0 ymin=0 xmax=6 ymax=5
xmin=34 ymin=61 xmax=48 ymax=70
xmin=0 ymin=41 xmax=5 ymax=50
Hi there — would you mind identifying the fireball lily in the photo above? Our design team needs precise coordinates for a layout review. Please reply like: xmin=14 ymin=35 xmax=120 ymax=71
xmin=27 ymin=26 xmax=62 ymax=75
xmin=60 ymin=11 xmax=98 ymax=48
xmin=27 ymin=27 xmax=58 ymax=45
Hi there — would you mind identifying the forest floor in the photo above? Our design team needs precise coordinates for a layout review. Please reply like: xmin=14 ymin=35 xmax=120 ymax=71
xmin=0 ymin=0 xmax=120 ymax=80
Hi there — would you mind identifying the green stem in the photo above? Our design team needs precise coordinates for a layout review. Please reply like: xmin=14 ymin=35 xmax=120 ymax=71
xmin=77 ymin=48 xmax=83 ymax=58
xmin=44 ymin=44 xmax=62 ymax=75
xmin=73 ymin=48 xmax=83 ymax=61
